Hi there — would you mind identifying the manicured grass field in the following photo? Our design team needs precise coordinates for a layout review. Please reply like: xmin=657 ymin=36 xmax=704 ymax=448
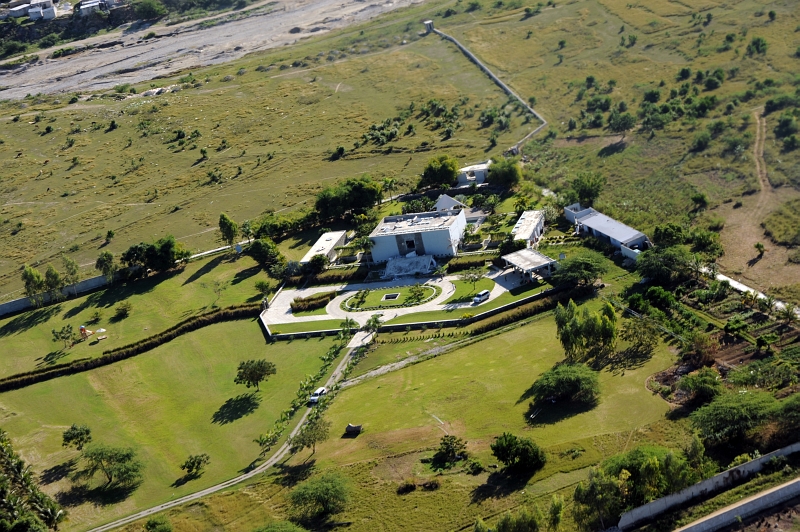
xmin=349 ymin=285 xmax=437 ymax=309
xmin=0 ymin=253 xmax=269 ymax=379
xmin=0 ymin=320 xmax=337 ymax=531
xmin=350 ymin=333 xmax=462 ymax=378
xmin=268 ymin=319 xmax=345 ymax=334
xmin=443 ymin=278 xmax=495 ymax=304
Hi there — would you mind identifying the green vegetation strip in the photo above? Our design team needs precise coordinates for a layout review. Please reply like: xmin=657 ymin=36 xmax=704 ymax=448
xmin=0 ymin=303 xmax=261 ymax=392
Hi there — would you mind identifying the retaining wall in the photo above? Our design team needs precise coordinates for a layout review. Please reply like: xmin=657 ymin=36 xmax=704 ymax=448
xmin=618 ymin=442 xmax=800 ymax=530
xmin=675 ymin=478 xmax=800 ymax=532
xmin=0 ymin=273 xmax=116 ymax=319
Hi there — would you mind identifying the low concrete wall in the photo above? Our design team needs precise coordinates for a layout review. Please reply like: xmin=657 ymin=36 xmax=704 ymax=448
xmin=675 ymin=478 xmax=800 ymax=532
xmin=618 ymin=442 xmax=800 ymax=530
xmin=0 ymin=273 xmax=112 ymax=319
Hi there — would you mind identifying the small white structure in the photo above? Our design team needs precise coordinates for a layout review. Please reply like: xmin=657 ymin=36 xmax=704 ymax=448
xmin=457 ymin=160 xmax=492 ymax=187
xmin=28 ymin=5 xmax=43 ymax=17
xmin=79 ymin=0 xmax=100 ymax=15
xmin=423 ymin=20 xmax=434 ymax=32
xmin=299 ymin=230 xmax=347 ymax=265
xmin=434 ymin=194 xmax=466 ymax=212
xmin=8 ymin=4 xmax=30 ymax=16
xmin=511 ymin=210 xmax=545 ymax=247
xmin=41 ymin=5 xmax=56 ymax=19
xmin=564 ymin=203 xmax=652 ymax=261
xmin=502 ymin=248 xmax=558 ymax=279
xmin=369 ymin=210 xmax=467 ymax=263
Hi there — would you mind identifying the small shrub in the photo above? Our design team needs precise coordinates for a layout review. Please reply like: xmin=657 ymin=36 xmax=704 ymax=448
xmin=465 ymin=458 xmax=484 ymax=475
xmin=115 ymin=301 xmax=133 ymax=319
xmin=422 ymin=478 xmax=440 ymax=491
xmin=396 ymin=479 xmax=417 ymax=494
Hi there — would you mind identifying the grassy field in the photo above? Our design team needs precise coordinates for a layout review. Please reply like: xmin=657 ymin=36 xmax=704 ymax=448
xmin=268 ymin=319 xmax=344 ymax=334
xmin=0 ymin=320 xmax=337 ymax=531
xmin=0 ymin=253 xmax=269 ymax=379
xmin=350 ymin=284 xmax=438 ymax=309
xmin=0 ymin=1 xmax=532 ymax=296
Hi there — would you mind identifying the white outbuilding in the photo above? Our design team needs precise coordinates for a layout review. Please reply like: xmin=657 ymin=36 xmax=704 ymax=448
xmin=511 ymin=210 xmax=545 ymax=247
xmin=457 ymin=160 xmax=492 ymax=187
xmin=299 ymin=231 xmax=347 ymax=265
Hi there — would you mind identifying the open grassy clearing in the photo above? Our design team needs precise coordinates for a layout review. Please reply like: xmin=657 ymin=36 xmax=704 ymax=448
xmin=267 ymin=320 xmax=344 ymax=335
xmin=0 ymin=320 xmax=337 ymax=531
xmin=0 ymin=253 xmax=268 ymax=378
xmin=350 ymin=332 xmax=462 ymax=378
xmin=0 ymin=5 xmax=531 ymax=296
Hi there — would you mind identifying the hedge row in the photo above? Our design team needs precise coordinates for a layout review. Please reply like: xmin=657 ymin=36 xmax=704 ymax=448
xmin=446 ymin=254 xmax=497 ymax=273
xmin=469 ymin=285 xmax=593 ymax=336
xmin=290 ymin=291 xmax=337 ymax=312
xmin=0 ymin=303 xmax=261 ymax=392
xmin=286 ymin=266 xmax=369 ymax=287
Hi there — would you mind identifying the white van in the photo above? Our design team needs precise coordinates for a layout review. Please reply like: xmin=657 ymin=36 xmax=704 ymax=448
xmin=309 ymin=387 xmax=327 ymax=404
xmin=473 ymin=289 xmax=490 ymax=304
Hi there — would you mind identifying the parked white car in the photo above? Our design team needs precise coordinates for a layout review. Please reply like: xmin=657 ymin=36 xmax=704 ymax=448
xmin=309 ymin=387 xmax=327 ymax=404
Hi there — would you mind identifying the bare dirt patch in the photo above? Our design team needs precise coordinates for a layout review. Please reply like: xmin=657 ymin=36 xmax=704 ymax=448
xmin=715 ymin=109 xmax=800 ymax=291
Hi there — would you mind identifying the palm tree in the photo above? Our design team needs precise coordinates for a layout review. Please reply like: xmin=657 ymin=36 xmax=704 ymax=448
xmin=382 ymin=178 xmax=397 ymax=202
xmin=777 ymin=304 xmax=798 ymax=330
xmin=706 ymin=261 xmax=719 ymax=280
xmin=741 ymin=290 xmax=757 ymax=309
xmin=514 ymin=196 xmax=529 ymax=215
xmin=364 ymin=314 xmax=383 ymax=339
xmin=688 ymin=254 xmax=703 ymax=280
xmin=340 ymin=318 xmax=357 ymax=337
xmin=761 ymin=295 xmax=776 ymax=315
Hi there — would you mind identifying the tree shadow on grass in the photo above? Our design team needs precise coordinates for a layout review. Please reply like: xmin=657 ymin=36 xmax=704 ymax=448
xmin=0 ymin=305 xmax=62 ymax=338
xmin=211 ymin=392 xmax=261 ymax=424
xmin=35 ymin=350 xmax=69 ymax=367
xmin=171 ymin=471 xmax=203 ymax=488
xmin=273 ymin=460 xmax=317 ymax=488
xmin=55 ymin=482 xmax=140 ymax=507
xmin=182 ymin=255 xmax=226 ymax=286
xmin=523 ymin=400 xmax=596 ymax=427
xmin=232 ymin=266 xmax=261 ymax=285
xmin=470 ymin=470 xmax=533 ymax=504
xmin=40 ymin=458 xmax=78 ymax=485
xmin=588 ymin=347 xmax=654 ymax=374
xmin=597 ymin=140 xmax=627 ymax=157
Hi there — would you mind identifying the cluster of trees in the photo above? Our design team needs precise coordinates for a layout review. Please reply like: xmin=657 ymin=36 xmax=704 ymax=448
xmin=554 ymin=300 xmax=617 ymax=361
xmin=62 ymin=425 xmax=144 ymax=489
xmin=419 ymin=154 xmax=460 ymax=190
xmin=0 ymin=429 xmax=64 ymax=531
xmin=573 ymin=439 xmax=716 ymax=529
xmin=120 ymin=235 xmax=192 ymax=273
xmin=287 ymin=472 xmax=350 ymax=522
xmin=315 ymin=176 xmax=383 ymax=221
xmin=549 ymin=250 xmax=608 ymax=287
xmin=21 ymin=255 xmax=80 ymax=306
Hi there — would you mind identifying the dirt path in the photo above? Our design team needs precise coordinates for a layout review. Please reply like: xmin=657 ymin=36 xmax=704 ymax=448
xmin=716 ymin=108 xmax=800 ymax=290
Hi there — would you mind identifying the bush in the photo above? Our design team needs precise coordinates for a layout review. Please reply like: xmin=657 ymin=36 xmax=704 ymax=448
xmin=691 ymin=391 xmax=778 ymax=443
xmin=134 ymin=0 xmax=167 ymax=19
xmin=692 ymin=131 xmax=711 ymax=151
xmin=528 ymin=364 xmax=600 ymax=404
xmin=114 ymin=301 xmax=132 ymax=319
xmin=288 ymin=472 xmax=350 ymax=519
xmin=465 ymin=458 xmax=484 ymax=475
xmin=490 ymin=433 xmax=546 ymax=472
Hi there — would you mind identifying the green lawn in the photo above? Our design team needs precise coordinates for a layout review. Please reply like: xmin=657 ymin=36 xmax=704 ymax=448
xmin=0 ymin=320 xmax=336 ymax=531
xmin=351 ymin=333 xmax=463 ymax=378
xmin=0 ymin=254 xmax=270 ymax=379
xmin=315 ymin=314 xmax=674 ymax=466
xmin=444 ymin=278 xmax=496 ymax=304
xmin=347 ymin=285 xmax=437 ymax=309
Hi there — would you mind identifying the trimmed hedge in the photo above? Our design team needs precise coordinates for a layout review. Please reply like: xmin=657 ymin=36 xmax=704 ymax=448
xmin=0 ymin=303 xmax=260 ymax=392
xmin=469 ymin=285 xmax=593 ymax=336
xmin=445 ymin=254 xmax=497 ymax=273
xmin=286 ymin=265 xmax=369 ymax=287
xmin=290 ymin=291 xmax=337 ymax=312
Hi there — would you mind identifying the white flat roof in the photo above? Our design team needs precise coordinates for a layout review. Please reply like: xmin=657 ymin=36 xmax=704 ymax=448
xmin=577 ymin=212 xmax=644 ymax=245
xmin=503 ymin=248 xmax=557 ymax=272
xmin=371 ymin=210 xmax=462 ymax=237
xmin=299 ymin=230 xmax=346 ymax=263
xmin=511 ymin=210 xmax=544 ymax=241
xmin=459 ymin=160 xmax=491 ymax=173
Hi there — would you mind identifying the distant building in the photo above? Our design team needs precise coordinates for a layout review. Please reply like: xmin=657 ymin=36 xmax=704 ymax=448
xmin=457 ymin=160 xmax=492 ymax=187
xmin=564 ymin=203 xmax=652 ymax=261
xmin=299 ymin=231 xmax=347 ymax=265
xmin=28 ymin=5 xmax=42 ymax=18
xmin=369 ymin=209 xmax=467 ymax=263
xmin=79 ymin=0 xmax=101 ymax=15
xmin=511 ymin=210 xmax=545 ymax=247
xmin=41 ymin=5 xmax=56 ymax=19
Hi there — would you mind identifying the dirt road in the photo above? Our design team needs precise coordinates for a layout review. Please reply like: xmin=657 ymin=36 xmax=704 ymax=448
xmin=0 ymin=0 xmax=424 ymax=100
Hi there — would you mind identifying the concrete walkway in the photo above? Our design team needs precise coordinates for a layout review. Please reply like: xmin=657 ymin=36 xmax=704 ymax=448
xmin=261 ymin=267 xmax=527 ymax=328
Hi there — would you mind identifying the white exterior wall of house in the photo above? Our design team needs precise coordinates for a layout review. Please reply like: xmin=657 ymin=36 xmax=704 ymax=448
xmin=28 ymin=6 xmax=42 ymax=18
xmin=457 ymin=160 xmax=492 ymax=187
xmin=41 ymin=5 xmax=56 ymax=18
xmin=9 ymin=4 xmax=30 ymax=16
xmin=370 ymin=210 xmax=466 ymax=262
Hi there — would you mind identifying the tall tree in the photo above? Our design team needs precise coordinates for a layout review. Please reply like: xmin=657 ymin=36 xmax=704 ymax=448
xmin=288 ymin=472 xmax=349 ymax=519
xmin=291 ymin=417 xmax=331 ymax=455
xmin=21 ymin=264 xmax=46 ymax=307
xmin=81 ymin=444 xmax=143 ymax=487
xmin=488 ymin=157 xmax=522 ymax=188
xmin=95 ymin=251 xmax=116 ymax=282
xmin=180 ymin=453 xmax=210 ymax=478
xmin=419 ymin=154 xmax=459 ymax=190
xmin=234 ymin=359 xmax=277 ymax=390
xmin=570 ymin=172 xmax=606 ymax=207
xmin=62 ymin=255 xmax=80 ymax=297
xmin=240 ymin=220 xmax=254 ymax=243
xmin=435 ymin=435 xmax=467 ymax=466
xmin=62 ymin=424 xmax=92 ymax=451
xmin=218 ymin=213 xmax=239 ymax=247
xmin=44 ymin=263 xmax=65 ymax=302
